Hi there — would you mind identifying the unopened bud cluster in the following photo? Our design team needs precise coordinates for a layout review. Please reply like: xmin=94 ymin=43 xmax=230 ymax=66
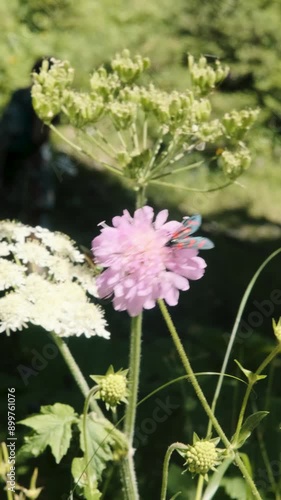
xmin=32 ymin=58 xmax=74 ymax=122
xmin=222 ymin=109 xmax=260 ymax=141
xmin=111 ymin=49 xmax=150 ymax=83
xmin=31 ymin=50 xmax=258 ymax=187
xmin=183 ymin=436 xmax=221 ymax=479
xmin=91 ymin=366 xmax=129 ymax=411
xmin=220 ymin=148 xmax=251 ymax=180
xmin=188 ymin=55 xmax=229 ymax=95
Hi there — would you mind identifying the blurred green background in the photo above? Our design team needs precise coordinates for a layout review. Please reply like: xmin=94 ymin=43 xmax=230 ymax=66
xmin=1 ymin=0 xmax=281 ymax=498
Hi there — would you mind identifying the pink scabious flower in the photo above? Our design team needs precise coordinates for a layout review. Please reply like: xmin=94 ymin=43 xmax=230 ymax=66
xmin=91 ymin=206 xmax=207 ymax=317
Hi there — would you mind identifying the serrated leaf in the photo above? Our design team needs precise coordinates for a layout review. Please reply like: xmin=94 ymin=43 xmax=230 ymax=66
xmin=234 ymin=411 xmax=269 ymax=448
xmin=18 ymin=403 xmax=78 ymax=463
xmin=78 ymin=413 xmax=115 ymax=482
xmin=221 ymin=476 xmax=249 ymax=500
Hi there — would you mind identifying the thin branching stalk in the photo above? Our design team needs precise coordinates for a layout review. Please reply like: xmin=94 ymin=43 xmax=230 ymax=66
xmin=142 ymin=118 xmax=148 ymax=150
xmin=149 ymin=179 xmax=234 ymax=192
xmin=208 ymin=248 xmax=281 ymax=436
xmin=160 ymin=443 xmax=186 ymax=500
xmin=151 ymin=160 xmax=203 ymax=180
xmin=158 ymin=300 xmax=263 ymax=499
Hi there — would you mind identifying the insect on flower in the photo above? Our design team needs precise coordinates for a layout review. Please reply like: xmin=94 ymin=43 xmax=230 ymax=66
xmin=166 ymin=214 xmax=214 ymax=250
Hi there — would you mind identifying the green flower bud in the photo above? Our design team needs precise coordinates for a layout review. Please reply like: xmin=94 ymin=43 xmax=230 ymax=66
xmin=111 ymin=49 xmax=150 ymax=83
xmin=32 ymin=58 xmax=74 ymax=123
xmin=220 ymin=148 xmax=251 ymax=179
xmin=90 ymin=67 xmax=120 ymax=100
xmin=272 ymin=318 xmax=281 ymax=343
xmin=188 ymin=55 xmax=229 ymax=95
xmin=119 ymin=86 xmax=142 ymax=104
xmin=191 ymin=98 xmax=212 ymax=122
xmin=63 ymin=90 xmax=104 ymax=127
xmin=90 ymin=366 xmax=129 ymax=412
xmin=183 ymin=435 xmax=221 ymax=480
xmin=108 ymin=101 xmax=137 ymax=130
xmin=194 ymin=119 xmax=224 ymax=143
xmin=32 ymin=82 xmax=61 ymax=122
xmin=222 ymin=108 xmax=260 ymax=140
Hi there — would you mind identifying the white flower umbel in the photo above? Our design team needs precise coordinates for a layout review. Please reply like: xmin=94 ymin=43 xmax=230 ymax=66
xmin=0 ymin=293 xmax=31 ymax=335
xmin=0 ymin=259 xmax=27 ymax=291
xmin=0 ymin=221 xmax=109 ymax=339
xmin=0 ymin=221 xmax=33 ymax=243
xmin=33 ymin=227 xmax=84 ymax=263
xmin=0 ymin=241 xmax=13 ymax=257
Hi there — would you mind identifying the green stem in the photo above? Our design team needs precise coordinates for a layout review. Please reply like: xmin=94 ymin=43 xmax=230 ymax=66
xmin=252 ymin=399 xmax=279 ymax=498
xmin=160 ymin=443 xmax=186 ymax=500
xmin=130 ymin=122 xmax=140 ymax=152
xmin=117 ymin=130 xmax=128 ymax=150
xmin=49 ymin=123 xmax=83 ymax=154
xmin=151 ymin=160 xmax=203 ymax=180
xmin=149 ymin=179 xmax=233 ymax=192
xmin=94 ymin=127 xmax=119 ymax=156
xmin=158 ymin=299 xmax=230 ymax=448
xmin=146 ymin=131 xmax=165 ymax=173
xmin=150 ymin=138 xmax=181 ymax=176
xmin=142 ymin=118 xmax=148 ymax=150
xmin=121 ymin=315 xmax=142 ymax=500
xmin=235 ymin=343 xmax=281 ymax=444
xmin=123 ymin=315 xmax=143 ymax=444
xmin=233 ymin=382 xmax=254 ymax=444
xmin=85 ymin=130 xmax=117 ymax=160
xmin=120 ymin=323 xmax=142 ymax=499
xmin=82 ymin=386 xmax=99 ymax=495
xmin=50 ymin=124 xmax=122 ymax=176
xmin=256 ymin=343 xmax=281 ymax=376
xmin=208 ymin=248 xmax=281 ymax=436
xmin=234 ymin=453 xmax=263 ymax=500
xmin=50 ymin=333 xmax=102 ymax=416
xmin=195 ymin=475 xmax=205 ymax=500
xmin=135 ymin=185 xmax=147 ymax=207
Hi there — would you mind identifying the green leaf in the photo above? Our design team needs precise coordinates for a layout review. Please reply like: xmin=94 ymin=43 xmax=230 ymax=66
xmin=18 ymin=403 xmax=78 ymax=463
xmin=71 ymin=457 xmax=102 ymax=500
xmin=234 ymin=411 xmax=269 ymax=448
xmin=167 ymin=464 xmax=196 ymax=500
xmin=221 ymin=476 xmax=250 ymax=500
xmin=202 ymin=458 xmax=234 ymax=500
xmin=78 ymin=413 xmax=116 ymax=482
xmin=234 ymin=360 xmax=267 ymax=384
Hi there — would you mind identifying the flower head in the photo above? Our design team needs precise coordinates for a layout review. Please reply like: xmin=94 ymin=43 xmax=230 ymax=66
xmin=179 ymin=433 xmax=222 ymax=481
xmin=90 ymin=365 xmax=129 ymax=412
xmin=92 ymin=206 xmax=208 ymax=316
